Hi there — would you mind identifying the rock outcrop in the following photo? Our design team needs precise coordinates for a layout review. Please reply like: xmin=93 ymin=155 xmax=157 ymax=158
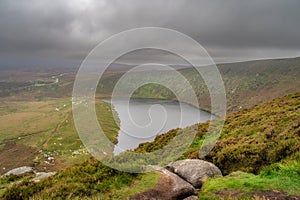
xmin=132 ymin=160 xmax=222 ymax=199
xmin=167 ymin=159 xmax=222 ymax=188
xmin=131 ymin=165 xmax=197 ymax=200
xmin=3 ymin=166 xmax=34 ymax=176
xmin=2 ymin=166 xmax=56 ymax=183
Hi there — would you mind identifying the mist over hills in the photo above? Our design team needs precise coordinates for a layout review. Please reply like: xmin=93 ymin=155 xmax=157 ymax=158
xmin=1 ymin=0 xmax=300 ymax=199
xmin=0 ymin=56 xmax=299 ymax=198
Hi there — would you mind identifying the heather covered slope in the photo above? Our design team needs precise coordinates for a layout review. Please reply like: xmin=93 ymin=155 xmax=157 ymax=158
xmin=1 ymin=93 xmax=299 ymax=199
xmin=0 ymin=58 xmax=299 ymax=199
xmin=134 ymin=93 xmax=300 ymax=198
xmin=135 ymin=93 xmax=300 ymax=175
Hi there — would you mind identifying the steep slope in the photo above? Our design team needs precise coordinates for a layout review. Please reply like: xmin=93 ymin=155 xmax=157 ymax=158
xmin=135 ymin=93 xmax=300 ymax=175
xmin=1 ymin=94 xmax=299 ymax=199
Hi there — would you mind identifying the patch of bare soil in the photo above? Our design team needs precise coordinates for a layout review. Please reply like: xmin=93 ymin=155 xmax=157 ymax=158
xmin=130 ymin=174 xmax=174 ymax=200
xmin=0 ymin=141 xmax=70 ymax=176
xmin=216 ymin=190 xmax=300 ymax=200
xmin=34 ymin=155 xmax=68 ymax=173
xmin=251 ymin=190 xmax=300 ymax=200
xmin=0 ymin=141 xmax=38 ymax=175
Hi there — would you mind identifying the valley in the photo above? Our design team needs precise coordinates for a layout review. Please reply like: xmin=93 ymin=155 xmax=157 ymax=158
xmin=0 ymin=57 xmax=299 ymax=199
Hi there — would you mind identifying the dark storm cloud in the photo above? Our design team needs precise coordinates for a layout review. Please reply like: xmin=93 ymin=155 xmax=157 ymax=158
xmin=0 ymin=0 xmax=299 ymax=66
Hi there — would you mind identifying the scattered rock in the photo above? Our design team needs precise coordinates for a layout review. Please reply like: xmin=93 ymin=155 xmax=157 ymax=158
xmin=167 ymin=159 xmax=222 ymax=188
xmin=72 ymin=151 xmax=81 ymax=155
xmin=48 ymin=157 xmax=54 ymax=161
xmin=32 ymin=172 xmax=56 ymax=182
xmin=2 ymin=165 xmax=56 ymax=183
xmin=3 ymin=166 xmax=34 ymax=176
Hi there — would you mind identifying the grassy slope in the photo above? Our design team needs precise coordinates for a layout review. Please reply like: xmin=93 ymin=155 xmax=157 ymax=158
xmin=0 ymin=58 xmax=299 ymax=199
xmin=1 ymin=158 xmax=159 ymax=200
xmin=200 ymin=161 xmax=300 ymax=199
xmin=133 ymin=93 xmax=300 ymax=198
xmin=204 ymin=93 xmax=300 ymax=174
xmin=1 ymin=57 xmax=299 ymax=113
xmin=0 ymin=99 xmax=120 ymax=173
xmin=2 ymin=93 xmax=299 ymax=199
xmin=135 ymin=93 xmax=300 ymax=174
xmin=217 ymin=57 xmax=300 ymax=111
xmin=98 ymin=57 xmax=300 ymax=113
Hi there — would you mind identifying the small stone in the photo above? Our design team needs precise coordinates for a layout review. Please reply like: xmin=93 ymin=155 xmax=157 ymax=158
xmin=72 ymin=151 xmax=81 ymax=155
xmin=32 ymin=172 xmax=56 ymax=182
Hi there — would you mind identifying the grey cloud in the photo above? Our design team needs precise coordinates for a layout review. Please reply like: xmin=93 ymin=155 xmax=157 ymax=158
xmin=0 ymin=0 xmax=299 ymax=67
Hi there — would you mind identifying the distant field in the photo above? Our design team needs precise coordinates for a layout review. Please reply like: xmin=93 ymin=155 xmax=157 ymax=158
xmin=0 ymin=97 xmax=119 ymax=174
xmin=0 ymin=100 xmax=65 ymax=145
xmin=1 ymin=57 xmax=299 ymax=113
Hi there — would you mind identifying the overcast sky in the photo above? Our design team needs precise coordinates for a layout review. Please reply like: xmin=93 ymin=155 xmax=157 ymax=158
xmin=0 ymin=0 xmax=300 ymax=68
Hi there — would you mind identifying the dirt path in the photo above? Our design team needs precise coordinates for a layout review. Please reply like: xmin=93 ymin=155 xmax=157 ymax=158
xmin=42 ymin=112 xmax=70 ymax=149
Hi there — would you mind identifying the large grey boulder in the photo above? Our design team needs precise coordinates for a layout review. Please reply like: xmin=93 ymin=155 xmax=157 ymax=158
xmin=153 ymin=166 xmax=197 ymax=199
xmin=167 ymin=159 xmax=222 ymax=188
xmin=3 ymin=166 xmax=34 ymax=176
xmin=131 ymin=165 xmax=197 ymax=200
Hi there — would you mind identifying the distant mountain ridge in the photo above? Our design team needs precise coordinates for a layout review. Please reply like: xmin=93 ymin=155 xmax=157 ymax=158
xmin=98 ymin=56 xmax=300 ymax=113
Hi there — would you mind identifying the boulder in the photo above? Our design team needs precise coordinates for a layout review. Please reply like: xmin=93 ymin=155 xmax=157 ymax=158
xmin=3 ymin=166 xmax=34 ymax=176
xmin=131 ymin=165 xmax=197 ymax=200
xmin=167 ymin=159 xmax=222 ymax=188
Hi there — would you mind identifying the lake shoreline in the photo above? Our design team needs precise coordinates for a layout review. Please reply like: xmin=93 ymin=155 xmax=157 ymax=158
xmin=102 ymin=98 xmax=216 ymax=155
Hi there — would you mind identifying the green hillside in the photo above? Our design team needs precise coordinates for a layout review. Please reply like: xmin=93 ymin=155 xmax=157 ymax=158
xmin=1 ymin=57 xmax=299 ymax=112
xmin=135 ymin=93 xmax=300 ymax=174
xmin=98 ymin=57 xmax=300 ymax=113
xmin=133 ymin=93 xmax=300 ymax=198
xmin=0 ymin=57 xmax=299 ymax=199
xmin=1 ymin=93 xmax=299 ymax=199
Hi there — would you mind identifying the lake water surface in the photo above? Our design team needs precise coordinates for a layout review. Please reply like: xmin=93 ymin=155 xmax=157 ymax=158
xmin=108 ymin=99 xmax=215 ymax=154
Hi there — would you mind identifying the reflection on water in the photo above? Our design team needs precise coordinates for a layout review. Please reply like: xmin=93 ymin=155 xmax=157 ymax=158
xmin=106 ymin=99 xmax=215 ymax=155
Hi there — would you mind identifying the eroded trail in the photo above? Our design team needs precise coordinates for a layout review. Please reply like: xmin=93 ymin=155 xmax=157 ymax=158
xmin=42 ymin=111 xmax=70 ymax=150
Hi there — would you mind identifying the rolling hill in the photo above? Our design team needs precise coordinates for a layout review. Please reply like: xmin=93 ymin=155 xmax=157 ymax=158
xmin=1 ymin=93 xmax=299 ymax=199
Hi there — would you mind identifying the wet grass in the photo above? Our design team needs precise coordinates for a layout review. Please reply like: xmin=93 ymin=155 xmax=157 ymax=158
xmin=200 ymin=161 xmax=300 ymax=199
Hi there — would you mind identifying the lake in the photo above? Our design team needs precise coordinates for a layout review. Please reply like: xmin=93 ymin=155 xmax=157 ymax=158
xmin=107 ymin=98 xmax=215 ymax=155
